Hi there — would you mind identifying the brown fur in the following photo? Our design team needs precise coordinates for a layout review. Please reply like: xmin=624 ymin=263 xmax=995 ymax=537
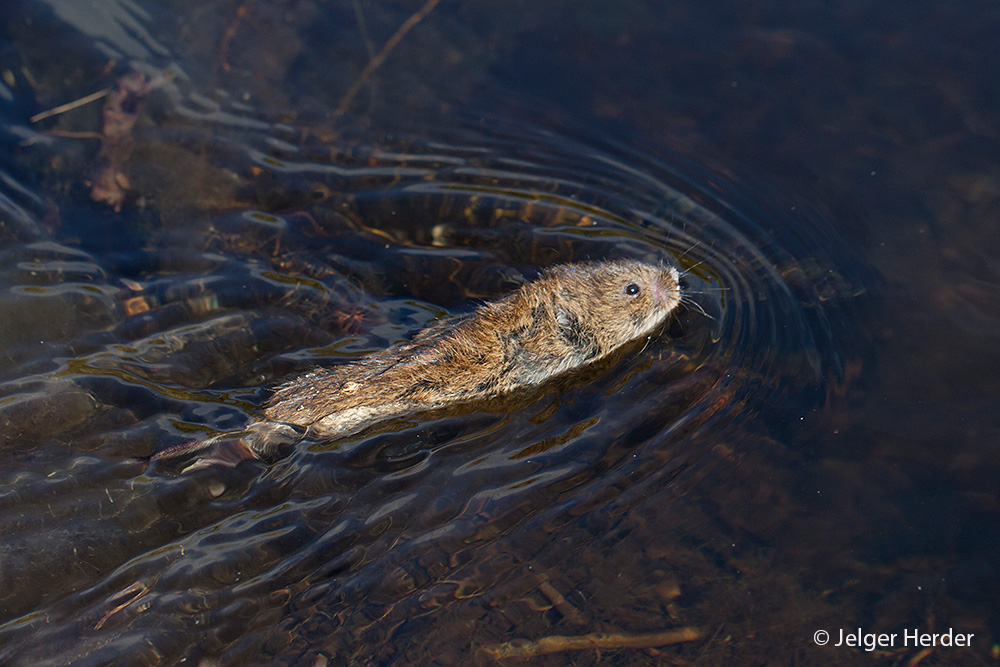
xmin=242 ymin=260 xmax=681 ymax=457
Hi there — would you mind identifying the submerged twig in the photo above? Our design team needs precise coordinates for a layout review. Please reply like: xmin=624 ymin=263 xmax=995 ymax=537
xmin=94 ymin=581 xmax=148 ymax=630
xmin=480 ymin=626 xmax=705 ymax=660
xmin=29 ymin=87 xmax=112 ymax=123
xmin=90 ymin=72 xmax=165 ymax=211
xmin=46 ymin=130 xmax=103 ymax=140
xmin=217 ymin=5 xmax=249 ymax=72
xmin=336 ymin=0 xmax=442 ymax=114
xmin=536 ymin=578 xmax=586 ymax=625
xmin=351 ymin=0 xmax=377 ymax=60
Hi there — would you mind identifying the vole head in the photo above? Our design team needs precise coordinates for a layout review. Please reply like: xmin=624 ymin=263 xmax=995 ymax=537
xmin=544 ymin=260 xmax=682 ymax=358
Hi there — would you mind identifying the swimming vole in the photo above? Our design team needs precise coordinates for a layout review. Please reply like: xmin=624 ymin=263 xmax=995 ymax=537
xmin=154 ymin=259 xmax=682 ymax=468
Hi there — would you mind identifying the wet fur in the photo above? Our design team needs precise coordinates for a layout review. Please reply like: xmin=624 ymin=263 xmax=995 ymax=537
xmin=247 ymin=260 xmax=681 ymax=456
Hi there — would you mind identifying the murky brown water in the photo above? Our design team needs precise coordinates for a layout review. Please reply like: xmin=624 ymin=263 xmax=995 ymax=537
xmin=0 ymin=1 xmax=997 ymax=665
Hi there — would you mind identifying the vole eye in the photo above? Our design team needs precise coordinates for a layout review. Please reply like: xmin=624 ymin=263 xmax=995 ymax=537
xmin=625 ymin=283 xmax=640 ymax=296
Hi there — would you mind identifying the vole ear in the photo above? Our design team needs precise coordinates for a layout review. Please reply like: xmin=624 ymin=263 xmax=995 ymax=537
xmin=554 ymin=302 xmax=599 ymax=358
xmin=555 ymin=302 xmax=572 ymax=329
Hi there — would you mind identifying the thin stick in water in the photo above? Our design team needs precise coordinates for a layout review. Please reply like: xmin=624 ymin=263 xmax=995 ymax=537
xmin=336 ymin=0 xmax=442 ymax=114
xmin=30 ymin=88 xmax=112 ymax=123
xmin=480 ymin=626 xmax=705 ymax=660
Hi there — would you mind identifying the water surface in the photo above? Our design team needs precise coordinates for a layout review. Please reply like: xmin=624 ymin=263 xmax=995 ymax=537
xmin=0 ymin=0 xmax=996 ymax=664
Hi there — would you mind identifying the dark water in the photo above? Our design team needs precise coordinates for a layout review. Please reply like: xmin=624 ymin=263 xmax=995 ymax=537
xmin=0 ymin=1 xmax=997 ymax=665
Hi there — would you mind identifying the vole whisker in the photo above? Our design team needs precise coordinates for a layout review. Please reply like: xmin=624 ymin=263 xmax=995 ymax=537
xmin=678 ymin=257 xmax=709 ymax=277
xmin=638 ymin=335 xmax=652 ymax=356
xmin=681 ymin=295 xmax=715 ymax=321
xmin=674 ymin=240 xmax=702 ymax=263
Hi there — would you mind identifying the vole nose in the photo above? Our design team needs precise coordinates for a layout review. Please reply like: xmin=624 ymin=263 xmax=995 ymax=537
xmin=651 ymin=280 xmax=671 ymax=305
xmin=651 ymin=270 xmax=680 ymax=306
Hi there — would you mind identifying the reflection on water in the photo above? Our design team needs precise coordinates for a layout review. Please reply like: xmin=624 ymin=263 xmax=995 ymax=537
xmin=0 ymin=0 xmax=996 ymax=664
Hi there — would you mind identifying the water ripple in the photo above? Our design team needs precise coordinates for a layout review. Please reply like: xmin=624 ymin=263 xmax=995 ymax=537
xmin=0 ymin=100 xmax=870 ymax=662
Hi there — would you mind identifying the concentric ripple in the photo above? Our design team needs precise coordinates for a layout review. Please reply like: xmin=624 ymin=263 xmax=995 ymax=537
xmin=0 ymin=91 xmax=870 ymax=662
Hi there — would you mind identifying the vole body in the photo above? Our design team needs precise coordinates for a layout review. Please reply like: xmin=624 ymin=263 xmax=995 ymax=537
xmin=157 ymin=260 xmax=682 ymax=468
